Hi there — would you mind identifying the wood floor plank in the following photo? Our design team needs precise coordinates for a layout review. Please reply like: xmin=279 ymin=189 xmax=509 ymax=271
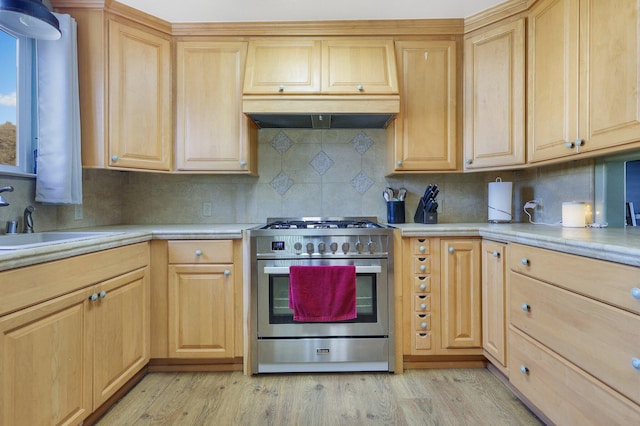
xmin=95 ymin=369 xmax=543 ymax=426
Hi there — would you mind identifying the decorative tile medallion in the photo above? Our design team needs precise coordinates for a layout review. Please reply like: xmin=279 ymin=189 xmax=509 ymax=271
xmin=310 ymin=151 xmax=334 ymax=176
xmin=271 ymin=131 xmax=294 ymax=154
xmin=270 ymin=171 xmax=294 ymax=195
xmin=350 ymin=131 xmax=374 ymax=154
xmin=351 ymin=171 xmax=374 ymax=194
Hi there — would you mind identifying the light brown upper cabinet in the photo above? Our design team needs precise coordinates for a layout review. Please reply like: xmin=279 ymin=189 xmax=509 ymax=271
xmin=108 ymin=20 xmax=172 ymax=171
xmin=387 ymin=41 xmax=458 ymax=173
xmin=321 ymin=39 xmax=398 ymax=94
xmin=463 ymin=19 xmax=526 ymax=171
xmin=175 ymin=41 xmax=257 ymax=174
xmin=243 ymin=38 xmax=321 ymax=94
xmin=528 ymin=0 xmax=640 ymax=163
xmin=244 ymin=38 xmax=398 ymax=94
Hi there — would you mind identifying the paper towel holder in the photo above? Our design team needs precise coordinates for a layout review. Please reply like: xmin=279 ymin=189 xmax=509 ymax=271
xmin=488 ymin=177 xmax=513 ymax=223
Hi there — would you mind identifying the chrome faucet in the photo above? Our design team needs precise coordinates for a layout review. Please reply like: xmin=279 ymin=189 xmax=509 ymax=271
xmin=0 ymin=186 xmax=14 ymax=207
xmin=23 ymin=205 xmax=35 ymax=233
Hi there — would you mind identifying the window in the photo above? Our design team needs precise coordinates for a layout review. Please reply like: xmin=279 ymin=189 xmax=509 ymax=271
xmin=0 ymin=27 xmax=34 ymax=176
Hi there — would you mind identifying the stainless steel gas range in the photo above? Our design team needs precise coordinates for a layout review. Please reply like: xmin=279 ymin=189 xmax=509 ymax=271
xmin=248 ymin=217 xmax=395 ymax=374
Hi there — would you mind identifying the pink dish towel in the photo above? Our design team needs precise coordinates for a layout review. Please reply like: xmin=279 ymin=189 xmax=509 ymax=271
xmin=288 ymin=265 xmax=357 ymax=322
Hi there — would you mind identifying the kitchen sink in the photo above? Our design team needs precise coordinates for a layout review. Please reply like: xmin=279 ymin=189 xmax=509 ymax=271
xmin=0 ymin=232 xmax=124 ymax=250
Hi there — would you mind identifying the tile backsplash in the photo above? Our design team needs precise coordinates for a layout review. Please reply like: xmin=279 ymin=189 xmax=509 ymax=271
xmin=0 ymin=129 xmax=597 ymax=230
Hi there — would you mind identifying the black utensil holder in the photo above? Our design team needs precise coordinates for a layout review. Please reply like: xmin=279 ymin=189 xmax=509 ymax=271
xmin=387 ymin=201 xmax=405 ymax=224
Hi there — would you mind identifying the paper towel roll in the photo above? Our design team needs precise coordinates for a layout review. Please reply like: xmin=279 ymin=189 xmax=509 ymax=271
xmin=488 ymin=178 xmax=512 ymax=223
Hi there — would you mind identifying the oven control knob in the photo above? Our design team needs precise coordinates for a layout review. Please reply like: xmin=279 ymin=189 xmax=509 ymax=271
xmin=330 ymin=242 xmax=338 ymax=253
xmin=342 ymin=242 xmax=350 ymax=254
xmin=318 ymin=242 xmax=326 ymax=253
xmin=367 ymin=241 xmax=377 ymax=254
xmin=294 ymin=242 xmax=302 ymax=252
xmin=355 ymin=241 xmax=363 ymax=253
xmin=306 ymin=242 xmax=314 ymax=254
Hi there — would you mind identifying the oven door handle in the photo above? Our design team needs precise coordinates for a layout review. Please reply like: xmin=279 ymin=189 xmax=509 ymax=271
xmin=263 ymin=265 xmax=382 ymax=274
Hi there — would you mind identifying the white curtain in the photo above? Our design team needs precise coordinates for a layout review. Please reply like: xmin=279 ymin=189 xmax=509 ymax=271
xmin=34 ymin=13 xmax=82 ymax=204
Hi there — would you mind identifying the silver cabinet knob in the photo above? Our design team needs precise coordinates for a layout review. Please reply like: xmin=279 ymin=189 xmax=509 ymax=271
xmin=419 ymin=245 xmax=426 ymax=253
xmin=448 ymin=247 xmax=455 ymax=254
xmin=419 ymin=283 xmax=427 ymax=291
xmin=632 ymin=357 xmax=640 ymax=371
xmin=224 ymin=270 xmax=231 ymax=276
xmin=111 ymin=155 xmax=119 ymax=162
xmin=420 ymin=303 xmax=427 ymax=310
xmin=397 ymin=160 xmax=403 ymax=167
xmin=420 ymin=322 xmax=428 ymax=330
xmin=465 ymin=159 xmax=472 ymax=165
xmin=99 ymin=290 xmax=107 ymax=299
xmin=89 ymin=293 xmax=99 ymax=302
xmin=278 ymin=85 xmax=284 ymax=92
xmin=357 ymin=84 xmax=364 ymax=91
xmin=521 ymin=303 xmax=531 ymax=312
xmin=195 ymin=249 xmax=202 ymax=257
xmin=631 ymin=288 xmax=640 ymax=300
xmin=565 ymin=141 xmax=575 ymax=149
xmin=492 ymin=251 xmax=500 ymax=257
xmin=575 ymin=139 xmax=584 ymax=147
xmin=240 ymin=160 xmax=247 ymax=167
xmin=420 ymin=264 xmax=427 ymax=272
xmin=520 ymin=365 xmax=529 ymax=375
xmin=521 ymin=258 xmax=529 ymax=266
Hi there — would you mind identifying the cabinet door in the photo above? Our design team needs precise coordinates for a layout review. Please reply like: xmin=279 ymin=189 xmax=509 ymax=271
xmin=322 ymin=40 xmax=398 ymax=94
xmin=108 ymin=20 xmax=172 ymax=171
xmin=168 ymin=264 xmax=235 ymax=358
xmin=0 ymin=289 xmax=92 ymax=426
xmin=464 ymin=19 xmax=526 ymax=169
xmin=527 ymin=0 xmax=580 ymax=163
xmin=243 ymin=38 xmax=321 ymax=94
xmin=92 ymin=267 xmax=150 ymax=408
xmin=440 ymin=239 xmax=482 ymax=350
xmin=389 ymin=41 xmax=457 ymax=172
xmin=579 ymin=0 xmax=640 ymax=152
xmin=481 ymin=240 xmax=507 ymax=369
xmin=175 ymin=41 xmax=256 ymax=173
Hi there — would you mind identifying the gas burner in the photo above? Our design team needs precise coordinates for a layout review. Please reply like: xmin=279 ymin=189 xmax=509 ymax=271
xmin=262 ymin=217 xmax=383 ymax=230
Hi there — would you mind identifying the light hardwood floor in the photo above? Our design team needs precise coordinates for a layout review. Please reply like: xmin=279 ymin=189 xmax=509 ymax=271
xmin=95 ymin=369 xmax=542 ymax=425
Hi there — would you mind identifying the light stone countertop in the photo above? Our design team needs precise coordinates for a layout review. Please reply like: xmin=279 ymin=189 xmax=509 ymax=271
xmin=392 ymin=222 xmax=640 ymax=267
xmin=1 ymin=222 xmax=640 ymax=271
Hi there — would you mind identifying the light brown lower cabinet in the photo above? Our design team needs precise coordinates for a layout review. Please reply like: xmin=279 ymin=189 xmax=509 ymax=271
xmin=403 ymin=237 xmax=483 ymax=361
xmin=166 ymin=240 xmax=240 ymax=359
xmin=0 ymin=243 xmax=150 ymax=426
xmin=509 ymin=243 xmax=640 ymax=423
xmin=481 ymin=240 xmax=508 ymax=374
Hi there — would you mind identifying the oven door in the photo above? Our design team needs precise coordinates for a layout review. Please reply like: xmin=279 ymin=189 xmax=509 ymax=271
xmin=256 ymin=259 xmax=389 ymax=338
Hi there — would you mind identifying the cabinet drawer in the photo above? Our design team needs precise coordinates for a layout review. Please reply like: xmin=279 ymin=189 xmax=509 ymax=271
xmin=510 ymin=243 xmax=640 ymax=315
xmin=415 ymin=332 xmax=432 ymax=350
xmin=168 ymin=240 xmax=233 ymax=264
xmin=413 ymin=257 xmax=431 ymax=274
xmin=414 ymin=295 xmax=431 ymax=312
xmin=510 ymin=273 xmax=640 ymax=404
xmin=509 ymin=327 xmax=640 ymax=425
xmin=413 ymin=239 xmax=430 ymax=255
xmin=415 ymin=313 xmax=431 ymax=331
xmin=414 ymin=276 xmax=431 ymax=293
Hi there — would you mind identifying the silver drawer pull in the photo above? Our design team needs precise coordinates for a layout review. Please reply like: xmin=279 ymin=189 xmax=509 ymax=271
xmin=420 ymin=303 xmax=427 ymax=310
xmin=420 ymin=322 xmax=428 ymax=330
xmin=195 ymin=249 xmax=202 ymax=256
xmin=263 ymin=265 xmax=381 ymax=274
xmin=521 ymin=258 xmax=529 ymax=266
xmin=521 ymin=303 xmax=531 ymax=312
xmin=520 ymin=365 xmax=529 ymax=375
xmin=631 ymin=288 xmax=640 ymax=300
xmin=419 ymin=283 xmax=427 ymax=291
xmin=632 ymin=358 xmax=640 ymax=371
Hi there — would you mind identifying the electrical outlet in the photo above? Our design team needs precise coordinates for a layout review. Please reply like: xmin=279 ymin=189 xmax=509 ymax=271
xmin=533 ymin=198 xmax=543 ymax=208
xmin=74 ymin=204 xmax=83 ymax=220
xmin=202 ymin=202 xmax=212 ymax=217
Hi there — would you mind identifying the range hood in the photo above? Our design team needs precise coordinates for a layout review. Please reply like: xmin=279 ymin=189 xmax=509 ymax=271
xmin=242 ymin=96 xmax=400 ymax=129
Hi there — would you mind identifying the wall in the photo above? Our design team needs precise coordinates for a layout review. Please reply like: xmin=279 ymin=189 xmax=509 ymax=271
xmin=0 ymin=129 xmax=597 ymax=230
